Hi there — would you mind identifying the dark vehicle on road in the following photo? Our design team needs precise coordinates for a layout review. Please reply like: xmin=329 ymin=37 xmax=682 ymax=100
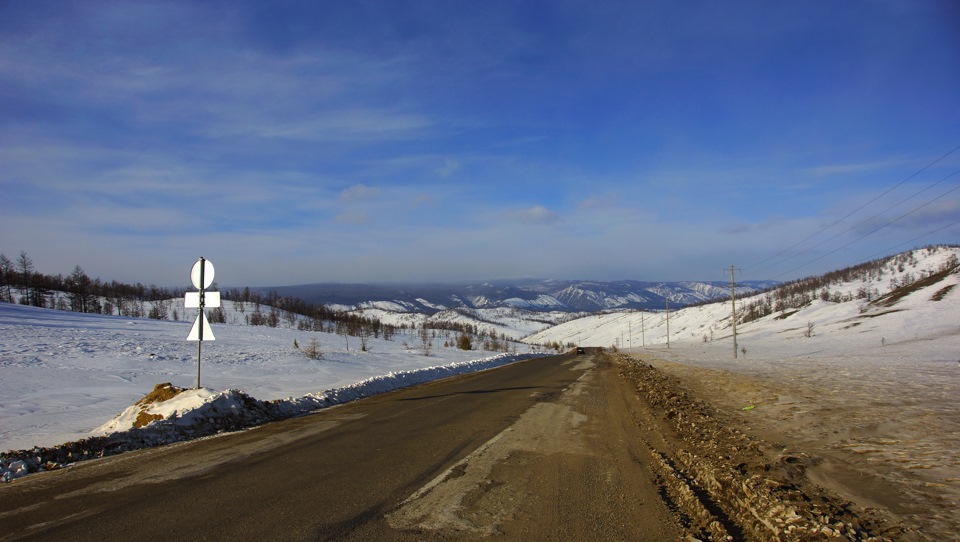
xmin=576 ymin=347 xmax=586 ymax=355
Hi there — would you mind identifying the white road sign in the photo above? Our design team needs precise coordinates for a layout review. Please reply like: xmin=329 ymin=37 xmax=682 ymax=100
xmin=187 ymin=312 xmax=215 ymax=341
xmin=190 ymin=258 xmax=215 ymax=290
xmin=184 ymin=291 xmax=220 ymax=309
xmin=185 ymin=257 xmax=217 ymax=389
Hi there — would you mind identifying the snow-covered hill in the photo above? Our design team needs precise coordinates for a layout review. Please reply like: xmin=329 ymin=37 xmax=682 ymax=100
xmin=525 ymin=246 xmax=960 ymax=351
xmin=347 ymin=305 xmax=577 ymax=342
xmin=259 ymin=278 xmax=777 ymax=314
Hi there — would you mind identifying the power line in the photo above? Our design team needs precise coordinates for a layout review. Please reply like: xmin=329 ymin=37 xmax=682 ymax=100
xmin=861 ymin=217 xmax=960 ymax=263
xmin=826 ymin=167 xmax=959 ymax=242
xmin=751 ymin=166 xmax=960 ymax=278
xmin=770 ymin=182 xmax=960 ymax=280
xmin=744 ymin=143 xmax=960 ymax=275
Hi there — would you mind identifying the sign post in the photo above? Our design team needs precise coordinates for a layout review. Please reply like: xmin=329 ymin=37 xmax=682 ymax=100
xmin=185 ymin=257 xmax=219 ymax=389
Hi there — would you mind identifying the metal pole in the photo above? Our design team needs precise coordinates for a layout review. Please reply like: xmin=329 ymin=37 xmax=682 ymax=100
xmin=731 ymin=264 xmax=738 ymax=360
xmin=197 ymin=257 xmax=205 ymax=389
xmin=196 ymin=341 xmax=202 ymax=389
xmin=666 ymin=299 xmax=670 ymax=348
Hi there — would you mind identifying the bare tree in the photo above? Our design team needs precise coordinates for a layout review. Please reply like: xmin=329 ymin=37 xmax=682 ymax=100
xmin=208 ymin=306 xmax=226 ymax=323
xmin=16 ymin=251 xmax=33 ymax=300
xmin=148 ymin=299 xmax=169 ymax=320
xmin=419 ymin=325 xmax=432 ymax=356
xmin=66 ymin=265 xmax=93 ymax=313
xmin=358 ymin=323 xmax=370 ymax=352
xmin=0 ymin=253 xmax=14 ymax=302
xmin=303 ymin=337 xmax=322 ymax=360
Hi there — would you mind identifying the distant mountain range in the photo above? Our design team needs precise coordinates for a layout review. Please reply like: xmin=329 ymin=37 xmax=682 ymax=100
xmin=258 ymin=279 xmax=780 ymax=314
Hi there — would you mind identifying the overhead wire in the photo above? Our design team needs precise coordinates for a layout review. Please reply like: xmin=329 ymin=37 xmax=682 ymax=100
xmin=816 ymin=167 xmax=960 ymax=245
xmin=769 ymin=181 xmax=960 ymax=280
xmin=861 ymin=217 xmax=960 ymax=262
xmin=743 ymin=143 xmax=960 ymax=276
xmin=752 ymin=166 xmax=960 ymax=278
xmin=743 ymin=143 xmax=960 ymax=279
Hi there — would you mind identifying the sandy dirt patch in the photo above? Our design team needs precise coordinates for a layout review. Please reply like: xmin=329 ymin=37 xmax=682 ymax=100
xmin=633 ymin=343 xmax=960 ymax=541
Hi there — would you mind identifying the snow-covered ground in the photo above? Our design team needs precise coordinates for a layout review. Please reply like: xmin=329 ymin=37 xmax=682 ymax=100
xmin=348 ymin=305 xmax=575 ymax=341
xmin=0 ymin=302 xmax=542 ymax=456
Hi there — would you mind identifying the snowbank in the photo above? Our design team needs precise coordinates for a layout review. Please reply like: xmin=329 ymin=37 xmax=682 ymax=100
xmin=2 ymin=352 xmax=543 ymax=482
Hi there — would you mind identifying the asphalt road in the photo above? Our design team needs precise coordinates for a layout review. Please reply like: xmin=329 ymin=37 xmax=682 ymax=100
xmin=1 ymin=350 xmax=680 ymax=541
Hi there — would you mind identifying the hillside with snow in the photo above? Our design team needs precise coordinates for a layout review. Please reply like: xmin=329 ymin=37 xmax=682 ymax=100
xmin=348 ymin=305 xmax=577 ymax=342
xmin=261 ymin=278 xmax=777 ymax=314
xmin=526 ymin=246 xmax=960 ymax=351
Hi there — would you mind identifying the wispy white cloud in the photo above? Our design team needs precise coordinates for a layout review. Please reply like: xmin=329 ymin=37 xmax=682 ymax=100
xmin=804 ymin=156 xmax=919 ymax=177
xmin=339 ymin=183 xmax=382 ymax=202
xmin=509 ymin=205 xmax=561 ymax=225
xmin=434 ymin=159 xmax=461 ymax=178
xmin=411 ymin=194 xmax=439 ymax=208
xmin=332 ymin=212 xmax=369 ymax=225
xmin=200 ymin=108 xmax=435 ymax=142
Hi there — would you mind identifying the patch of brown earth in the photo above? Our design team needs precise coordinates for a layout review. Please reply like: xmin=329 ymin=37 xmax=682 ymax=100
xmin=135 ymin=383 xmax=184 ymax=407
xmin=632 ymin=351 xmax=958 ymax=541
xmin=132 ymin=412 xmax=164 ymax=429
xmin=131 ymin=383 xmax=185 ymax=428
xmin=616 ymin=353 xmax=907 ymax=541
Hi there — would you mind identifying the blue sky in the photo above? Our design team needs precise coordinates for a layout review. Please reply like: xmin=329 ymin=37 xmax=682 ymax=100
xmin=2 ymin=1 xmax=959 ymax=287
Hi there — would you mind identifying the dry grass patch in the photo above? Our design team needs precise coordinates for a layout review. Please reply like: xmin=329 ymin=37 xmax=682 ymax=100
xmin=931 ymin=284 xmax=956 ymax=302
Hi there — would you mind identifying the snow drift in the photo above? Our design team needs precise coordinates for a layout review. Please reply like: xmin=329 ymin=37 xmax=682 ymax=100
xmin=2 ymin=352 xmax=542 ymax=482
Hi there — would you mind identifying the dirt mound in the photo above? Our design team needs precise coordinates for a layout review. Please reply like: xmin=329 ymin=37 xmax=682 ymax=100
xmin=132 ymin=383 xmax=186 ymax=428
xmin=136 ymin=382 xmax=185 ymax=406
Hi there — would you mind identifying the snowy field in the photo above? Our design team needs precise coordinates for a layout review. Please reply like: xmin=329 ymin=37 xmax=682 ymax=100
xmin=347 ymin=304 xmax=575 ymax=341
xmin=0 ymin=302 xmax=541 ymax=454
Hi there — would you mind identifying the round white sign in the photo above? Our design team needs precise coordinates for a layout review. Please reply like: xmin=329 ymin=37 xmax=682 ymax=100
xmin=190 ymin=258 xmax=215 ymax=290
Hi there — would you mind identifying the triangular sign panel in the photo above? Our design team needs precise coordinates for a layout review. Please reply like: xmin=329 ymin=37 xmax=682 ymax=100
xmin=187 ymin=312 xmax=215 ymax=341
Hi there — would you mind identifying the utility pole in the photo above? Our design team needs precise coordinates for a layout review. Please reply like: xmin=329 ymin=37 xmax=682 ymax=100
xmin=665 ymin=299 xmax=670 ymax=349
xmin=641 ymin=311 xmax=645 ymax=346
xmin=731 ymin=264 xmax=739 ymax=359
